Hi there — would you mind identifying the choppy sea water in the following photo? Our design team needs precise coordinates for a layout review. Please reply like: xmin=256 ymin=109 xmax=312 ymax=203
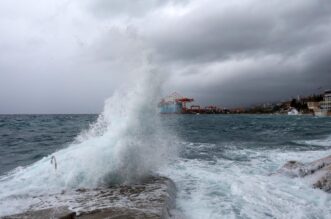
xmin=1 ymin=114 xmax=331 ymax=218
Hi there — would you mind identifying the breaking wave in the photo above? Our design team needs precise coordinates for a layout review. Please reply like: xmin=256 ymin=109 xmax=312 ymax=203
xmin=159 ymin=143 xmax=331 ymax=219
xmin=0 ymin=65 xmax=177 ymax=212
xmin=296 ymin=136 xmax=331 ymax=148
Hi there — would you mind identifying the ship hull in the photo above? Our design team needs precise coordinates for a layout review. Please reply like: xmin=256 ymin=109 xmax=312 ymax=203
xmin=159 ymin=102 xmax=183 ymax=114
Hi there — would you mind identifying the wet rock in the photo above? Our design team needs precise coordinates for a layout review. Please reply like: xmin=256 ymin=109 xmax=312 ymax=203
xmin=313 ymin=173 xmax=331 ymax=192
xmin=276 ymin=160 xmax=305 ymax=177
xmin=277 ymin=155 xmax=331 ymax=193
xmin=77 ymin=207 xmax=160 ymax=219
xmin=304 ymin=155 xmax=331 ymax=174
xmin=1 ymin=176 xmax=176 ymax=219
xmin=1 ymin=207 xmax=75 ymax=219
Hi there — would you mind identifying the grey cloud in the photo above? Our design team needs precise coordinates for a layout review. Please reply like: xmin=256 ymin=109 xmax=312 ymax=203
xmin=89 ymin=0 xmax=189 ymax=18
xmin=150 ymin=0 xmax=331 ymax=107
xmin=166 ymin=42 xmax=331 ymax=107
xmin=147 ymin=0 xmax=331 ymax=63
xmin=1 ymin=0 xmax=331 ymax=113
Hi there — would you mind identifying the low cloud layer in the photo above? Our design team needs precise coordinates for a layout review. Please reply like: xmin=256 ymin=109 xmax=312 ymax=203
xmin=0 ymin=0 xmax=330 ymax=113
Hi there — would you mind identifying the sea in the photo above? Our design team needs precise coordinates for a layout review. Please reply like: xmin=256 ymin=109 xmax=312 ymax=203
xmin=1 ymin=114 xmax=331 ymax=218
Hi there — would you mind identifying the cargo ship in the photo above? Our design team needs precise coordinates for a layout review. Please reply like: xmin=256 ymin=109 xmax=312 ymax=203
xmin=158 ymin=92 xmax=225 ymax=114
xmin=158 ymin=92 xmax=193 ymax=114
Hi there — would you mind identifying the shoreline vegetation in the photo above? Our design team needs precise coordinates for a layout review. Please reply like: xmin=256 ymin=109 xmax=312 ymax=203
xmin=227 ymin=94 xmax=323 ymax=115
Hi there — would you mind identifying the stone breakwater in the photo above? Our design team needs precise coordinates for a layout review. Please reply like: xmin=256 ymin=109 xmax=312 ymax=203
xmin=277 ymin=154 xmax=331 ymax=193
xmin=1 ymin=176 xmax=176 ymax=219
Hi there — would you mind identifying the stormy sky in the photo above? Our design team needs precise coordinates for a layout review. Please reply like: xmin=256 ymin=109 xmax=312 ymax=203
xmin=1 ymin=0 xmax=331 ymax=113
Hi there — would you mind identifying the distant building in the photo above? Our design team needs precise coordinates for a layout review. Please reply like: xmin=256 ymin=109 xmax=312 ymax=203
xmin=320 ymin=90 xmax=331 ymax=112
xmin=307 ymin=101 xmax=320 ymax=111
xmin=311 ymin=90 xmax=331 ymax=117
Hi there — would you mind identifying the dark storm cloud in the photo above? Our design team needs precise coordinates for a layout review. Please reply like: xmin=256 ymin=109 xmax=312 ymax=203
xmin=167 ymin=42 xmax=331 ymax=107
xmin=147 ymin=0 xmax=331 ymax=63
xmin=1 ymin=0 xmax=331 ymax=113
xmin=148 ymin=0 xmax=331 ymax=107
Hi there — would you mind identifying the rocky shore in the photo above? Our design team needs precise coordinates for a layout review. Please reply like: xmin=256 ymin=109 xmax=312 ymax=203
xmin=1 ymin=176 xmax=176 ymax=219
xmin=277 ymin=154 xmax=331 ymax=192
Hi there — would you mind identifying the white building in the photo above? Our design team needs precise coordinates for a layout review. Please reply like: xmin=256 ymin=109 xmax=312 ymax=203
xmin=314 ymin=90 xmax=331 ymax=117
xmin=320 ymin=90 xmax=331 ymax=111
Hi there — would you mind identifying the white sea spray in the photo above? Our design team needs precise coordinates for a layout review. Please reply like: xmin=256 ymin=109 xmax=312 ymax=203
xmin=0 ymin=56 xmax=178 ymax=217
xmin=159 ymin=143 xmax=331 ymax=219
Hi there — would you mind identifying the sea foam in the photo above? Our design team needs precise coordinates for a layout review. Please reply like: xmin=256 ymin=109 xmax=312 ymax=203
xmin=159 ymin=143 xmax=331 ymax=219
xmin=0 ymin=65 xmax=177 ymax=216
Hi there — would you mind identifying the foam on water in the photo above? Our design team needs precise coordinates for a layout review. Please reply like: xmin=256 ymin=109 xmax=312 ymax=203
xmin=0 ymin=65 xmax=177 ymax=216
xmin=160 ymin=143 xmax=331 ymax=219
xmin=296 ymin=135 xmax=331 ymax=147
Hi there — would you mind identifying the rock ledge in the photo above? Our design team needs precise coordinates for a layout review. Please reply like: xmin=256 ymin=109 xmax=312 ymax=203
xmin=277 ymin=155 xmax=331 ymax=193
xmin=1 ymin=176 xmax=176 ymax=219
